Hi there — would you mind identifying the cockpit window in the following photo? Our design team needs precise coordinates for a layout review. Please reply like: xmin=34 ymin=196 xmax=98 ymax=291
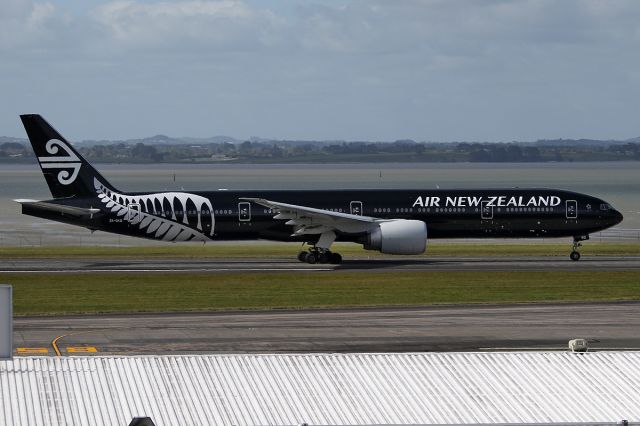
xmin=600 ymin=203 xmax=612 ymax=210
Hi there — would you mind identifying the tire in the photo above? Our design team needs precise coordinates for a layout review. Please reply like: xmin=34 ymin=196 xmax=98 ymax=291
xmin=330 ymin=253 xmax=343 ymax=264
xmin=297 ymin=251 xmax=308 ymax=262
xmin=570 ymin=251 xmax=581 ymax=261
xmin=306 ymin=253 xmax=317 ymax=264
xmin=318 ymin=252 xmax=331 ymax=264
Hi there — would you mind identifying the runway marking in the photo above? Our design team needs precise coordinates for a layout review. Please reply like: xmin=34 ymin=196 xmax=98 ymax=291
xmin=52 ymin=330 xmax=102 ymax=355
xmin=51 ymin=334 xmax=66 ymax=356
xmin=0 ymin=268 xmax=333 ymax=273
xmin=66 ymin=346 xmax=98 ymax=353
xmin=17 ymin=347 xmax=49 ymax=354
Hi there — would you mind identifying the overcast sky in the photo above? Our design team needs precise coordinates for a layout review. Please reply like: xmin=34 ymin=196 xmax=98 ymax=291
xmin=2 ymin=0 xmax=640 ymax=141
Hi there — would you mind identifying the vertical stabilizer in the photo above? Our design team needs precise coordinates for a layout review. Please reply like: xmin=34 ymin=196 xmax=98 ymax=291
xmin=20 ymin=114 xmax=118 ymax=199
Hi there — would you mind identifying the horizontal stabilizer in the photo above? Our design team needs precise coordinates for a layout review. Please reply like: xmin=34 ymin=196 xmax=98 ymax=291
xmin=14 ymin=199 xmax=101 ymax=217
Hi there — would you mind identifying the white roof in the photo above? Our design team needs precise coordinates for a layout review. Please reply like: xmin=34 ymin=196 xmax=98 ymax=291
xmin=1 ymin=352 xmax=639 ymax=425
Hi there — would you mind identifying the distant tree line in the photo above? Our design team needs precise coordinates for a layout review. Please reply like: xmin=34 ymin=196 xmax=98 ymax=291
xmin=2 ymin=140 xmax=639 ymax=163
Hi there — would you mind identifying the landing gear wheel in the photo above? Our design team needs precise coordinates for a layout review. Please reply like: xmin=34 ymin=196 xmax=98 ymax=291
xmin=570 ymin=235 xmax=588 ymax=262
xmin=300 ymin=249 xmax=343 ymax=264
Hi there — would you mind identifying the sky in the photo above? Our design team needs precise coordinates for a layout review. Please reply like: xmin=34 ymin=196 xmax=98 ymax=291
xmin=1 ymin=0 xmax=640 ymax=142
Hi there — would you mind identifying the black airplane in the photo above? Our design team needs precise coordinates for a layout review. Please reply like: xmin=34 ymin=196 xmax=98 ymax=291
xmin=16 ymin=114 xmax=623 ymax=264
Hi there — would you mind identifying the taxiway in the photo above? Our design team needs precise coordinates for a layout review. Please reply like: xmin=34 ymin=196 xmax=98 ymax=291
xmin=13 ymin=302 xmax=640 ymax=355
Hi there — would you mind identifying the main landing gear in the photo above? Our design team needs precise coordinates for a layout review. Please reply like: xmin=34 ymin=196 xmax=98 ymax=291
xmin=298 ymin=248 xmax=342 ymax=264
xmin=570 ymin=235 xmax=589 ymax=261
xmin=296 ymin=231 xmax=342 ymax=264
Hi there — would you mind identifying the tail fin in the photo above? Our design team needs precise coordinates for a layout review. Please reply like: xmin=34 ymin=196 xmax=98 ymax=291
xmin=20 ymin=114 xmax=119 ymax=199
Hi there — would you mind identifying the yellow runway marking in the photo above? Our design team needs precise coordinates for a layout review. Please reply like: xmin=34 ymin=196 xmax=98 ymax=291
xmin=66 ymin=346 xmax=98 ymax=353
xmin=17 ymin=347 xmax=49 ymax=354
xmin=51 ymin=334 xmax=66 ymax=356
xmin=52 ymin=331 xmax=98 ymax=356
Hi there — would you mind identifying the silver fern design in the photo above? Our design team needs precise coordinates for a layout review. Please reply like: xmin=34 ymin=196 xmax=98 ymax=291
xmin=94 ymin=178 xmax=215 ymax=242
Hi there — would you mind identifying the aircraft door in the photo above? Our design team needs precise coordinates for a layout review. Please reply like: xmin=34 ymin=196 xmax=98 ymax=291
xmin=238 ymin=202 xmax=251 ymax=222
xmin=566 ymin=200 xmax=577 ymax=219
xmin=127 ymin=203 xmax=141 ymax=225
xmin=350 ymin=201 xmax=363 ymax=216
xmin=481 ymin=201 xmax=493 ymax=220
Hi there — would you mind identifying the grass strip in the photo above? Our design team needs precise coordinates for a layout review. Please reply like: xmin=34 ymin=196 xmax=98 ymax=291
xmin=5 ymin=270 xmax=640 ymax=316
xmin=1 ymin=242 xmax=639 ymax=259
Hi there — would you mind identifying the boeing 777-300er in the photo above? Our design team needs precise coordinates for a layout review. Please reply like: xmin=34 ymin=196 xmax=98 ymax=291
xmin=16 ymin=114 xmax=624 ymax=263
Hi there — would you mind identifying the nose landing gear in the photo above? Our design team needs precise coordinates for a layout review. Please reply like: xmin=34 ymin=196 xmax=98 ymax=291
xmin=570 ymin=250 xmax=581 ymax=261
xmin=570 ymin=235 xmax=589 ymax=261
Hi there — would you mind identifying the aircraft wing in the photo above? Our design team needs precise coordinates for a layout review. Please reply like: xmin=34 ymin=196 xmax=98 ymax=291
xmin=14 ymin=199 xmax=102 ymax=217
xmin=240 ymin=197 xmax=379 ymax=235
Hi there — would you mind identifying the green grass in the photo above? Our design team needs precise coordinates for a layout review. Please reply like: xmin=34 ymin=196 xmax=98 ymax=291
xmin=4 ymin=242 xmax=638 ymax=316
xmin=6 ymin=270 xmax=640 ymax=316
xmin=1 ymin=242 xmax=639 ymax=259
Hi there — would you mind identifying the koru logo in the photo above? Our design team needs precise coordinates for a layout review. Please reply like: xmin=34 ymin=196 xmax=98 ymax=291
xmin=38 ymin=139 xmax=82 ymax=185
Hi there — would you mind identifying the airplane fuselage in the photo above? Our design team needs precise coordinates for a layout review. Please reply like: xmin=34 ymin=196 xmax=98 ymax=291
xmin=25 ymin=187 xmax=623 ymax=244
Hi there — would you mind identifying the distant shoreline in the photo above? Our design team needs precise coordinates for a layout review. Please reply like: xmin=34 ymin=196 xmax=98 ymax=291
xmin=2 ymin=139 xmax=639 ymax=163
xmin=2 ymin=157 xmax=640 ymax=164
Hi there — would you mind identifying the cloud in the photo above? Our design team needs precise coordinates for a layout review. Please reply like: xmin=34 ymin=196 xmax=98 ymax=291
xmin=2 ymin=0 xmax=640 ymax=141
xmin=0 ymin=0 xmax=34 ymax=18
xmin=26 ymin=2 xmax=55 ymax=30
xmin=0 ymin=0 xmax=59 ymax=48
xmin=292 ymin=0 xmax=639 ymax=55
xmin=92 ymin=0 xmax=284 ymax=51
xmin=4 ymin=0 xmax=640 ymax=59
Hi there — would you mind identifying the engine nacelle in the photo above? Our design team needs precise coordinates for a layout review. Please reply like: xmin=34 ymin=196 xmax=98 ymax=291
xmin=364 ymin=220 xmax=427 ymax=255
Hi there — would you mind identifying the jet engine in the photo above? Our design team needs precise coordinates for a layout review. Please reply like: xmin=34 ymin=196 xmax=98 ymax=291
xmin=363 ymin=220 xmax=427 ymax=255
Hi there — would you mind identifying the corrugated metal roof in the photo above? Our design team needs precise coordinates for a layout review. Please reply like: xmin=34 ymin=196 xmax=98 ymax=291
xmin=1 ymin=352 xmax=639 ymax=425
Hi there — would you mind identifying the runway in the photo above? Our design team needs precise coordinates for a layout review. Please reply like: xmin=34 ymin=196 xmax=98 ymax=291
xmin=13 ymin=302 xmax=640 ymax=355
xmin=2 ymin=255 xmax=640 ymax=273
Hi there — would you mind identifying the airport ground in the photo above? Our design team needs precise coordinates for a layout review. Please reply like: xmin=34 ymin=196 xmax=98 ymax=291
xmin=13 ymin=302 xmax=640 ymax=355
xmin=2 ymin=241 xmax=639 ymax=356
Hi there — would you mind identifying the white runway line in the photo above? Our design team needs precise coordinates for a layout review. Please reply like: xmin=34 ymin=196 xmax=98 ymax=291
xmin=0 ymin=268 xmax=334 ymax=273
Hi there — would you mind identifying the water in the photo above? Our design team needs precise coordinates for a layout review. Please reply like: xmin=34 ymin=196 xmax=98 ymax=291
xmin=1 ymin=161 xmax=638 ymax=246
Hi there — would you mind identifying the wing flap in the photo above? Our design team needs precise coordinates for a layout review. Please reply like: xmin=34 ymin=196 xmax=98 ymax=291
xmin=240 ymin=197 xmax=379 ymax=235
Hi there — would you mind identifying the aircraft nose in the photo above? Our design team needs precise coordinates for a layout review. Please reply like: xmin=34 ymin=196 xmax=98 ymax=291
xmin=612 ymin=209 xmax=624 ymax=226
